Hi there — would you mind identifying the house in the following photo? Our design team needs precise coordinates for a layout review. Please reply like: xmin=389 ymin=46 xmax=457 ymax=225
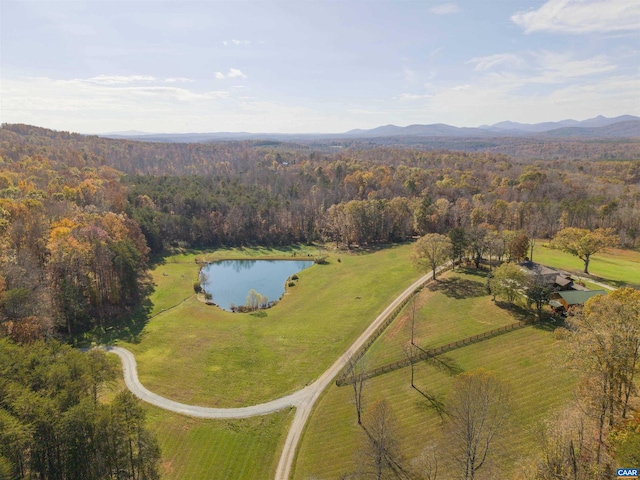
xmin=518 ymin=261 xmax=576 ymax=291
xmin=550 ymin=290 xmax=606 ymax=312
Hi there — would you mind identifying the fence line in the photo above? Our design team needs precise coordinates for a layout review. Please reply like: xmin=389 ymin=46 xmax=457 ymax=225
xmin=336 ymin=319 xmax=532 ymax=386
xmin=335 ymin=268 xmax=450 ymax=385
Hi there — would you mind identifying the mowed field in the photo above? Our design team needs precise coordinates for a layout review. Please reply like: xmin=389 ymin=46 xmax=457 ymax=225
xmin=146 ymin=407 xmax=293 ymax=480
xmin=532 ymin=241 xmax=640 ymax=288
xmin=113 ymin=244 xmax=635 ymax=479
xmin=119 ymin=243 xmax=423 ymax=407
xmin=113 ymin=243 xmax=421 ymax=479
xmin=293 ymin=270 xmax=578 ymax=479
xmin=100 ymin=367 xmax=292 ymax=480
xmin=365 ymin=269 xmax=519 ymax=369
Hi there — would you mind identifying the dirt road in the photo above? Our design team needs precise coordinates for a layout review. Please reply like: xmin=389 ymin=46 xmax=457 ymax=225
xmin=107 ymin=268 xmax=437 ymax=478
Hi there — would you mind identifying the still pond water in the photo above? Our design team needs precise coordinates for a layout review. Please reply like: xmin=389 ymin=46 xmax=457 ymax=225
xmin=199 ymin=260 xmax=314 ymax=311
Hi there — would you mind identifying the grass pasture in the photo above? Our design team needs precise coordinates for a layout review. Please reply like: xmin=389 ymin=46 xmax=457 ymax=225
xmin=146 ymin=407 xmax=293 ymax=480
xmin=119 ymin=243 xmax=423 ymax=407
xmin=532 ymin=241 xmax=640 ymax=289
xmin=365 ymin=269 xmax=519 ymax=369
xmin=293 ymin=270 xmax=577 ymax=479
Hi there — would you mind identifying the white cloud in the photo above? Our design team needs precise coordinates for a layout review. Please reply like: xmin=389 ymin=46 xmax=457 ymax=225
xmin=468 ymin=53 xmax=523 ymax=71
xmin=222 ymin=39 xmax=251 ymax=46
xmin=531 ymin=51 xmax=615 ymax=82
xmin=396 ymin=93 xmax=433 ymax=101
xmin=228 ymin=68 xmax=247 ymax=79
xmin=1 ymin=75 xmax=325 ymax=134
xmin=165 ymin=77 xmax=192 ymax=83
xmin=2 ymin=76 xmax=229 ymax=117
xmin=467 ymin=50 xmax=616 ymax=86
xmin=430 ymin=3 xmax=461 ymax=15
xmin=512 ymin=0 xmax=640 ymax=34
xmin=214 ymin=68 xmax=247 ymax=80
xmin=425 ymin=73 xmax=639 ymax=125
xmin=85 ymin=75 xmax=156 ymax=85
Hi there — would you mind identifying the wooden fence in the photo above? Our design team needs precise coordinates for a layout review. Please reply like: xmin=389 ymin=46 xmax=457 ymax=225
xmin=336 ymin=270 xmax=445 ymax=383
xmin=336 ymin=319 xmax=532 ymax=386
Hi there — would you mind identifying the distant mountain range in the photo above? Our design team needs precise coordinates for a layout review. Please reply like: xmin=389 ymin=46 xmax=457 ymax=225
xmin=102 ymin=115 xmax=640 ymax=143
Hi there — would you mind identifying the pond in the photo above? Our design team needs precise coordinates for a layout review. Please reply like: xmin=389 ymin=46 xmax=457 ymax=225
xmin=199 ymin=259 xmax=314 ymax=312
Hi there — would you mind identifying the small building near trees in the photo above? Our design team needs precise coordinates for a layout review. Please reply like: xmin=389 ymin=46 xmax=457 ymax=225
xmin=518 ymin=261 xmax=583 ymax=291
xmin=550 ymin=290 xmax=607 ymax=312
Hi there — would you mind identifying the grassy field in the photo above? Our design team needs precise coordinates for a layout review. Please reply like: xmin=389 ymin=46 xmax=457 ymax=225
xmin=119 ymin=243 xmax=423 ymax=407
xmin=146 ymin=408 xmax=293 ymax=480
xmin=293 ymin=271 xmax=578 ymax=479
xmin=365 ymin=269 xmax=520 ymax=369
xmin=102 ymin=351 xmax=293 ymax=480
xmin=532 ymin=241 xmax=640 ymax=288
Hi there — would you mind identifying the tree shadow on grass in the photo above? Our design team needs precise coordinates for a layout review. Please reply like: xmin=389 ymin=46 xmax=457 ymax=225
xmin=73 ymin=300 xmax=153 ymax=347
xmin=532 ymin=316 xmax=558 ymax=332
xmin=588 ymin=274 xmax=638 ymax=290
xmin=494 ymin=300 xmax=536 ymax=323
xmin=424 ymin=354 xmax=463 ymax=376
xmin=428 ymin=277 xmax=487 ymax=299
xmin=413 ymin=385 xmax=447 ymax=419
xmin=74 ymin=281 xmax=156 ymax=347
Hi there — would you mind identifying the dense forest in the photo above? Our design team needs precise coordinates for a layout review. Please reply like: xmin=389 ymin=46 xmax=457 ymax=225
xmin=0 ymin=124 xmax=639 ymax=478
xmin=0 ymin=123 xmax=639 ymax=339
xmin=0 ymin=340 xmax=160 ymax=479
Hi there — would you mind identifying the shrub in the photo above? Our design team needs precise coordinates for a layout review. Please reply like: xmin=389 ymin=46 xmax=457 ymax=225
xmin=554 ymin=327 xmax=569 ymax=340
xmin=314 ymin=255 xmax=328 ymax=265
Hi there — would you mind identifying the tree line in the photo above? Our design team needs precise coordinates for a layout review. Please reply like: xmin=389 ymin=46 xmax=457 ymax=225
xmin=0 ymin=339 xmax=160 ymax=479
xmin=0 ymin=123 xmax=637 ymax=340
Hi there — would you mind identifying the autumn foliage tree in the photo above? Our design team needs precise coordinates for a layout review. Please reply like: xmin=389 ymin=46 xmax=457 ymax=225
xmin=566 ymin=288 xmax=640 ymax=463
xmin=412 ymin=233 xmax=452 ymax=280
xmin=551 ymin=227 xmax=618 ymax=274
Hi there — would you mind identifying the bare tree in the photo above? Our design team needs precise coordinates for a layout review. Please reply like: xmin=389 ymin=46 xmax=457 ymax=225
xmin=357 ymin=400 xmax=408 ymax=480
xmin=445 ymin=370 xmax=511 ymax=480
xmin=410 ymin=297 xmax=417 ymax=345
xmin=532 ymin=407 xmax=590 ymax=480
xmin=412 ymin=444 xmax=439 ymax=480
xmin=403 ymin=342 xmax=419 ymax=389
xmin=347 ymin=354 xmax=368 ymax=425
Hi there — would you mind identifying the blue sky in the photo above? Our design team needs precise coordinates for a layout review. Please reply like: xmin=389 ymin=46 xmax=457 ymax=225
xmin=1 ymin=0 xmax=639 ymax=133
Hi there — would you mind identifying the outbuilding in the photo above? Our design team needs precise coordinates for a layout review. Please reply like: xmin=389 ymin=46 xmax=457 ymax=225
xmin=553 ymin=290 xmax=606 ymax=311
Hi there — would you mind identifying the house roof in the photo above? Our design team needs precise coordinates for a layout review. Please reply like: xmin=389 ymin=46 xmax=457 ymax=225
xmin=554 ymin=275 xmax=573 ymax=287
xmin=558 ymin=290 xmax=606 ymax=306
xmin=519 ymin=261 xmax=560 ymax=277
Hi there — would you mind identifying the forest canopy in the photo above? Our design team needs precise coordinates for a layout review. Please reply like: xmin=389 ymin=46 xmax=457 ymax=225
xmin=0 ymin=124 xmax=638 ymax=338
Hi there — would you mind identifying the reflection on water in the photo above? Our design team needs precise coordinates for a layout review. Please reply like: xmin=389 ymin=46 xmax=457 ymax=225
xmin=200 ymin=260 xmax=314 ymax=312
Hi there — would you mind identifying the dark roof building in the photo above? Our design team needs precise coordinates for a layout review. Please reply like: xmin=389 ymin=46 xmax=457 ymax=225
xmin=519 ymin=261 xmax=576 ymax=290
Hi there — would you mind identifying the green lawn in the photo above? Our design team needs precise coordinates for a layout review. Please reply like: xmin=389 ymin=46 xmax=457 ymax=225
xmin=146 ymin=407 xmax=293 ymax=480
xmin=119 ymin=243 xmax=423 ymax=407
xmin=532 ymin=242 xmax=640 ymax=288
xmin=294 ymin=329 xmax=576 ymax=480
xmin=293 ymin=281 xmax=577 ymax=479
xmin=365 ymin=269 xmax=519 ymax=369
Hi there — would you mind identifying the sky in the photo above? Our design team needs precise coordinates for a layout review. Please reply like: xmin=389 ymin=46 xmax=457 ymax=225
xmin=1 ymin=0 xmax=639 ymax=134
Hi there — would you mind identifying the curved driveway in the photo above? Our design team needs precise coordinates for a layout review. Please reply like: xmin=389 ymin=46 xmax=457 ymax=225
xmin=106 ymin=268 xmax=437 ymax=479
